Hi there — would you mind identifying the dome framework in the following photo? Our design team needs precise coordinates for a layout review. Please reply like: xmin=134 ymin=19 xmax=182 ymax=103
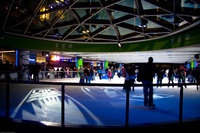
xmin=1 ymin=0 xmax=200 ymax=43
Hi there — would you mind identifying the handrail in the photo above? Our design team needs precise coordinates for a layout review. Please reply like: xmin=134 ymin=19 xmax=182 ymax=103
xmin=0 ymin=79 xmax=198 ymax=86
xmin=1 ymin=79 xmax=199 ymax=128
xmin=0 ymin=70 xmax=98 ymax=80
xmin=0 ymin=70 xmax=95 ymax=73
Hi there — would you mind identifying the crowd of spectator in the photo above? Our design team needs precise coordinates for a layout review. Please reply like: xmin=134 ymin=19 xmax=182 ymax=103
xmin=0 ymin=59 xmax=200 ymax=90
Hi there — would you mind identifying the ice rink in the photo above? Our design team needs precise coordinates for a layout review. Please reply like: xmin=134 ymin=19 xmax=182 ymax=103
xmin=0 ymin=76 xmax=200 ymax=126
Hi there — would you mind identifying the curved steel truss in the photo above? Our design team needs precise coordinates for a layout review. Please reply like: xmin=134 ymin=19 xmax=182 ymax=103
xmin=1 ymin=0 xmax=200 ymax=43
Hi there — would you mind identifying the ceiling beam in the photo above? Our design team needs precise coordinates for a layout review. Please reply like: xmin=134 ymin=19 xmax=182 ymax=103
xmin=3 ymin=2 xmax=13 ymax=31
xmin=2 ymin=0 xmax=200 ymax=44
xmin=69 ymin=9 xmax=93 ymax=41
xmin=84 ymin=19 xmax=111 ymax=25
xmin=143 ymin=17 xmax=173 ymax=31
xmin=120 ymin=32 xmax=142 ymax=41
xmin=80 ymin=9 xmax=102 ymax=24
xmin=143 ymin=0 xmax=195 ymax=29
xmin=114 ymin=15 xmax=137 ymax=25
xmin=191 ymin=0 xmax=200 ymax=5
xmin=36 ymin=7 xmax=66 ymax=16
xmin=107 ymin=4 xmax=138 ymax=16
xmin=71 ymin=2 xmax=101 ymax=9
xmin=32 ymin=16 xmax=51 ymax=35
xmin=120 ymin=36 xmax=145 ymax=42
xmin=176 ymin=8 xmax=200 ymax=17
xmin=145 ymin=27 xmax=171 ymax=34
xmin=31 ymin=27 xmax=48 ymax=36
xmin=135 ymin=0 xmax=146 ymax=38
xmin=99 ymin=0 xmax=124 ymax=8
xmin=143 ymin=0 xmax=173 ymax=14
xmin=62 ymin=25 xmax=79 ymax=40
xmin=64 ymin=35 xmax=89 ymax=40
xmin=90 ymin=25 xmax=110 ymax=38
xmin=117 ymin=23 xmax=143 ymax=33
xmin=23 ymin=0 xmax=46 ymax=35
xmin=176 ymin=15 xmax=192 ymax=24
xmin=5 ymin=16 xmax=32 ymax=31
xmin=43 ymin=10 xmax=67 ymax=38
xmin=53 ymin=20 xmax=79 ymax=29
xmin=95 ymin=35 xmax=118 ymax=41
xmin=142 ymin=9 xmax=171 ymax=17
xmin=98 ymin=0 xmax=121 ymax=42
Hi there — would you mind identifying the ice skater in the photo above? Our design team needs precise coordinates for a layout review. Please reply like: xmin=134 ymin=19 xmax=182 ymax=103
xmin=107 ymin=69 xmax=112 ymax=81
xmin=137 ymin=57 xmax=157 ymax=109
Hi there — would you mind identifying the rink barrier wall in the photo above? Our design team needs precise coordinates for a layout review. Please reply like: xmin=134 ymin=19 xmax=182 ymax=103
xmin=0 ymin=79 xmax=199 ymax=128
xmin=0 ymin=71 xmax=97 ymax=80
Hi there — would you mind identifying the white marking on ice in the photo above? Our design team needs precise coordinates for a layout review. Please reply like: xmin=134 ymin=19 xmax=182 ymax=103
xmin=63 ymin=92 xmax=103 ymax=125
xmin=81 ymin=87 xmax=97 ymax=101
xmin=84 ymin=88 xmax=90 ymax=92
xmin=10 ymin=90 xmax=33 ymax=118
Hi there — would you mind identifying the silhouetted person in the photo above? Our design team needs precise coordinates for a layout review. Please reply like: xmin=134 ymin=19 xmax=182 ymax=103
xmin=129 ymin=64 xmax=136 ymax=91
xmin=178 ymin=65 xmax=186 ymax=88
xmin=5 ymin=60 xmax=11 ymax=80
xmin=33 ymin=63 xmax=41 ymax=82
xmin=195 ymin=67 xmax=200 ymax=90
xmin=97 ymin=67 xmax=103 ymax=80
xmin=157 ymin=67 xmax=165 ymax=87
xmin=123 ymin=64 xmax=130 ymax=91
xmin=84 ymin=67 xmax=89 ymax=83
xmin=0 ymin=59 xmax=2 ymax=77
xmin=137 ymin=57 xmax=157 ymax=108
xmin=168 ymin=66 xmax=175 ymax=88
xmin=17 ymin=64 xmax=23 ymax=81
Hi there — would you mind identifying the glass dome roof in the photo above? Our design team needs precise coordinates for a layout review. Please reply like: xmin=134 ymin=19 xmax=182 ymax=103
xmin=1 ymin=0 xmax=200 ymax=43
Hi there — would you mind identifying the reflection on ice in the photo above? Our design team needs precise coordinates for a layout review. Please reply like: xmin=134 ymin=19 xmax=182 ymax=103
xmin=11 ymin=87 xmax=103 ymax=125
xmin=6 ymin=83 xmax=200 ymax=126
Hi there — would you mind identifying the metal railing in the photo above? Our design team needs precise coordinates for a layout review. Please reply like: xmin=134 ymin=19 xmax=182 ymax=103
xmin=0 ymin=79 xmax=199 ymax=128
xmin=0 ymin=70 xmax=85 ymax=80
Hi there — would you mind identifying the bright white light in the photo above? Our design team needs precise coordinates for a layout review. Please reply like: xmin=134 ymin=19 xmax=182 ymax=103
xmin=0 ymin=50 xmax=15 ymax=53
xmin=51 ymin=55 xmax=60 ymax=61
xmin=139 ymin=24 xmax=146 ymax=27
xmin=118 ymin=42 xmax=122 ymax=47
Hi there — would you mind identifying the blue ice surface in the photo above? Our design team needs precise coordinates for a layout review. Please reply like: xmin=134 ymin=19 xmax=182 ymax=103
xmin=0 ymin=83 xmax=200 ymax=126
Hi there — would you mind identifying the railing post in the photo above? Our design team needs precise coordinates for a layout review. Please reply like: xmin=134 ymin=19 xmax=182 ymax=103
xmin=61 ymin=84 xmax=65 ymax=127
xmin=179 ymin=84 xmax=183 ymax=123
xmin=6 ymin=80 xmax=10 ymax=121
xmin=125 ymin=84 xmax=130 ymax=127
xmin=43 ymin=71 xmax=45 ymax=80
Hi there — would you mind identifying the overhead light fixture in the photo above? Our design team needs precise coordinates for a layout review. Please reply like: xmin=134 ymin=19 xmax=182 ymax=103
xmin=0 ymin=50 xmax=15 ymax=53
xmin=139 ymin=24 xmax=146 ymax=27
xmin=46 ymin=52 xmax=49 ymax=57
xmin=139 ymin=19 xmax=148 ymax=28
xmin=82 ymin=30 xmax=90 ymax=33
xmin=118 ymin=42 xmax=122 ymax=47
